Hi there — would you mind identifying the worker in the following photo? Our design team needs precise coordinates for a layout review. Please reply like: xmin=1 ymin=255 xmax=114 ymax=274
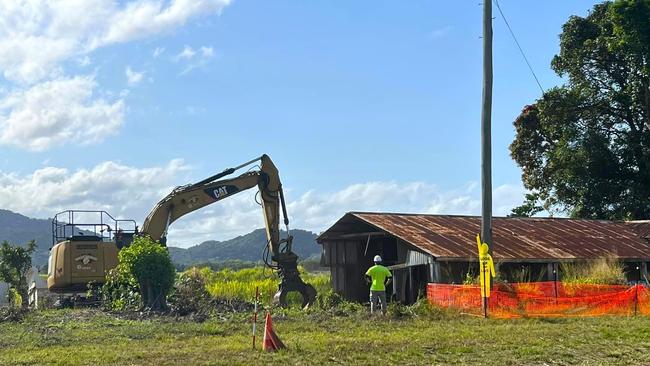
xmin=365 ymin=255 xmax=392 ymax=315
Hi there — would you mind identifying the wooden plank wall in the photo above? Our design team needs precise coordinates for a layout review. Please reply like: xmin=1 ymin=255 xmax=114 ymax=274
xmin=322 ymin=240 xmax=368 ymax=302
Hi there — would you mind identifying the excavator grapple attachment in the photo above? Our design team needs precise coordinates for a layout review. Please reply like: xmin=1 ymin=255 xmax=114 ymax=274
xmin=272 ymin=252 xmax=317 ymax=308
xmin=274 ymin=279 xmax=317 ymax=309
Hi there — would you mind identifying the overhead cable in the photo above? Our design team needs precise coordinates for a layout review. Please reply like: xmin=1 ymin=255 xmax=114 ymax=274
xmin=493 ymin=0 xmax=545 ymax=94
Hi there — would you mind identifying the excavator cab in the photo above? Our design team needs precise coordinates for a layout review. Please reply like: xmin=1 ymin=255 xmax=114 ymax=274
xmin=47 ymin=210 xmax=136 ymax=294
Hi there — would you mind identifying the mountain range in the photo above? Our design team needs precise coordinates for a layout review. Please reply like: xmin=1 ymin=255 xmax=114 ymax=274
xmin=0 ymin=209 xmax=53 ymax=266
xmin=0 ymin=209 xmax=321 ymax=267
xmin=168 ymin=229 xmax=321 ymax=266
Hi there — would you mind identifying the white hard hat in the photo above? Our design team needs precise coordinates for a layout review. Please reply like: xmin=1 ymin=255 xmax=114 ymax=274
xmin=373 ymin=255 xmax=382 ymax=263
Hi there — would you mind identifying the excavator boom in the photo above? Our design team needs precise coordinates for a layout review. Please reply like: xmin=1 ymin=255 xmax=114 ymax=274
xmin=141 ymin=154 xmax=316 ymax=307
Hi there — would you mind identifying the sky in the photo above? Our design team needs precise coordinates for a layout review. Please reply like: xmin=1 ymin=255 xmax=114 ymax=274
xmin=0 ymin=0 xmax=602 ymax=247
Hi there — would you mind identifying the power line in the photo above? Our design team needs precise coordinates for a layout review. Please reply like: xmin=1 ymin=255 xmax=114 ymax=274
xmin=493 ymin=0 xmax=545 ymax=94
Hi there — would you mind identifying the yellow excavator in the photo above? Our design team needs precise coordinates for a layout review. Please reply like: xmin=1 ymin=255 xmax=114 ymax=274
xmin=47 ymin=154 xmax=317 ymax=307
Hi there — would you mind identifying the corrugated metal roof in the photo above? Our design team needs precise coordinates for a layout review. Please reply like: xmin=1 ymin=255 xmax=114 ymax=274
xmin=318 ymin=212 xmax=650 ymax=261
xmin=627 ymin=221 xmax=650 ymax=241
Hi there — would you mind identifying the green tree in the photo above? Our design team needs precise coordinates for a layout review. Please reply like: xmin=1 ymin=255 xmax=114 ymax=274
xmin=117 ymin=235 xmax=175 ymax=310
xmin=0 ymin=240 xmax=36 ymax=309
xmin=510 ymin=1 xmax=650 ymax=219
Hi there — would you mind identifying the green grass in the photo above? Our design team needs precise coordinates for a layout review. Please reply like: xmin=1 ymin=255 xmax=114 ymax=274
xmin=1 ymin=308 xmax=650 ymax=365
xmin=199 ymin=266 xmax=331 ymax=305
xmin=6 ymin=267 xmax=648 ymax=365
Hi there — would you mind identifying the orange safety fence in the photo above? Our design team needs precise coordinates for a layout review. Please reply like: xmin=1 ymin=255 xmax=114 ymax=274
xmin=427 ymin=282 xmax=650 ymax=318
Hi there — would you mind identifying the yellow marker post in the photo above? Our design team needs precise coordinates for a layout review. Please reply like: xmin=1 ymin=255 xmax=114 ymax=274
xmin=476 ymin=234 xmax=495 ymax=317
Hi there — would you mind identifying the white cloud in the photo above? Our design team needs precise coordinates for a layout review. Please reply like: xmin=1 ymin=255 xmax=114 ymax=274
xmin=77 ymin=56 xmax=91 ymax=67
xmin=0 ymin=159 xmax=189 ymax=222
xmin=96 ymin=0 xmax=231 ymax=47
xmin=0 ymin=34 xmax=73 ymax=84
xmin=168 ymin=190 xmax=262 ymax=246
xmin=200 ymin=46 xmax=214 ymax=57
xmin=288 ymin=181 xmax=486 ymax=231
xmin=125 ymin=66 xmax=144 ymax=86
xmin=175 ymin=45 xmax=196 ymax=61
xmin=0 ymin=160 xmax=527 ymax=247
xmin=152 ymin=47 xmax=165 ymax=58
xmin=0 ymin=0 xmax=230 ymax=151
xmin=0 ymin=0 xmax=231 ymax=84
xmin=167 ymin=181 xmax=526 ymax=247
xmin=174 ymin=44 xmax=215 ymax=75
xmin=0 ymin=76 xmax=125 ymax=151
xmin=493 ymin=184 xmax=527 ymax=215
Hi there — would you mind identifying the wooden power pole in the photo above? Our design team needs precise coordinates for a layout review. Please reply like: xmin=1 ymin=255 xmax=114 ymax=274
xmin=481 ymin=0 xmax=493 ymax=253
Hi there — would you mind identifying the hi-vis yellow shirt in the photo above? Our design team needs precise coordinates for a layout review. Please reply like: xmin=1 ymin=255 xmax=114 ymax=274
xmin=365 ymin=265 xmax=392 ymax=291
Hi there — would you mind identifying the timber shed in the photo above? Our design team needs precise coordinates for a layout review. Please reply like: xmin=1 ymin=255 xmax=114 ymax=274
xmin=317 ymin=212 xmax=650 ymax=304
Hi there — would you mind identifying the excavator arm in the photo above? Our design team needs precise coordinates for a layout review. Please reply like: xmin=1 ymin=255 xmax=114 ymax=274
xmin=140 ymin=154 xmax=316 ymax=307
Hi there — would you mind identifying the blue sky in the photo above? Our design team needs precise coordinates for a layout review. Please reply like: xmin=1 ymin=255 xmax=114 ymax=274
xmin=0 ymin=1 xmax=600 ymax=247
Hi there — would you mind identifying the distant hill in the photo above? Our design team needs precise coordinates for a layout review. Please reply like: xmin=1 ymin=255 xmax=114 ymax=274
xmin=0 ymin=209 xmax=322 ymax=268
xmin=168 ymin=228 xmax=321 ymax=266
xmin=0 ymin=209 xmax=52 ymax=267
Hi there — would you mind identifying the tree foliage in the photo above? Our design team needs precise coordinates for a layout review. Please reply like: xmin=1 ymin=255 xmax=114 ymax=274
xmin=99 ymin=265 xmax=141 ymax=311
xmin=510 ymin=1 xmax=650 ymax=219
xmin=0 ymin=240 xmax=36 ymax=309
xmin=116 ymin=236 xmax=175 ymax=310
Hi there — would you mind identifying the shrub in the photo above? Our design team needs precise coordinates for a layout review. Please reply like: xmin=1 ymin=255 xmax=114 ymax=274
xmin=332 ymin=300 xmax=366 ymax=316
xmin=0 ymin=240 xmax=36 ymax=309
xmin=7 ymin=288 xmax=21 ymax=308
xmin=410 ymin=298 xmax=461 ymax=320
xmin=387 ymin=302 xmax=414 ymax=319
xmin=100 ymin=265 xmax=141 ymax=311
xmin=463 ymin=271 xmax=478 ymax=285
xmin=100 ymin=236 xmax=175 ymax=311
xmin=315 ymin=290 xmax=344 ymax=310
xmin=168 ymin=268 xmax=211 ymax=316
xmin=118 ymin=236 xmax=176 ymax=310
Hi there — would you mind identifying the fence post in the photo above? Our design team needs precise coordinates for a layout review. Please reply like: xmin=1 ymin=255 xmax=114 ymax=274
xmin=635 ymin=264 xmax=640 ymax=317
xmin=252 ymin=286 xmax=259 ymax=349
xmin=553 ymin=263 xmax=558 ymax=301
xmin=483 ymin=297 xmax=488 ymax=318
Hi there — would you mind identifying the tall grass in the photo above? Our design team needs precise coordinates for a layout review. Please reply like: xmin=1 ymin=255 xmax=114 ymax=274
xmin=560 ymin=258 xmax=627 ymax=285
xmin=192 ymin=266 xmax=331 ymax=305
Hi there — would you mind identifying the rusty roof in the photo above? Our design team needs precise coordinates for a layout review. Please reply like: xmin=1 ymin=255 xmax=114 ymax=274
xmin=318 ymin=212 xmax=650 ymax=261
xmin=627 ymin=221 xmax=650 ymax=241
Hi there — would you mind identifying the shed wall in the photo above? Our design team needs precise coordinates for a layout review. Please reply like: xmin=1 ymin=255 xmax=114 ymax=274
xmin=322 ymin=238 xmax=434 ymax=304
xmin=322 ymin=240 xmax=370 ymax=302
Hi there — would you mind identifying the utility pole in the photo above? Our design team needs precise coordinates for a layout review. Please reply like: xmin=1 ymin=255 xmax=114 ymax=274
xmin=481 ymin=0 xmax=493 ymax=254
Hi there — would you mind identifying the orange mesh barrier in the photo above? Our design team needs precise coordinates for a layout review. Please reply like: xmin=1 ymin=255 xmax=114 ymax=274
xmin=427 ymin=282 xmax=650 ymax=318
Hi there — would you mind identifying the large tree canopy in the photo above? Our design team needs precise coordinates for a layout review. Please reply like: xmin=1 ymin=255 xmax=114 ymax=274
xmin=510 ymin=1 xmax=650 ymax=220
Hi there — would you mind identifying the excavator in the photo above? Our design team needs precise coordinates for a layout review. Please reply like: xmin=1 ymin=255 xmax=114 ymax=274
xmin=47 ymin=154 xmax=317 ymax=307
